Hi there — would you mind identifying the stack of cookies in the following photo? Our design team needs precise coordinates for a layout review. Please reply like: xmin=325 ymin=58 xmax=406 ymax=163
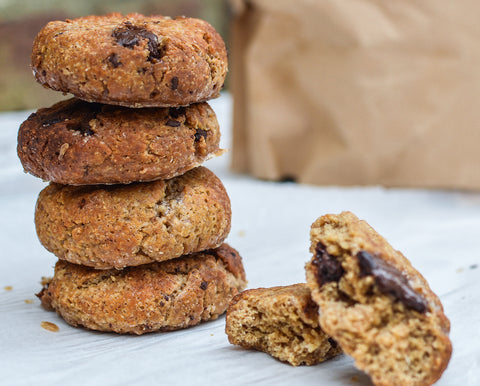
xmin=17 ymin=13 xmax=247 ymax=334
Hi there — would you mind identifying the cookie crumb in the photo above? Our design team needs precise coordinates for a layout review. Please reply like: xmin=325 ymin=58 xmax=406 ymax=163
xmin=351 ymin=375 xmax=359 ymax=382
xmin=237 ymin=230 xmax=246 ymax=237
xmin=25 ymin=299 xmax=34 ymax=304
xmin=4 ymin=286 xmax=12 ymax=291
xmin=41 ymin=321 xmax=59 ymax=332
xmin=456 ymin=267 xmax=464 ymax=273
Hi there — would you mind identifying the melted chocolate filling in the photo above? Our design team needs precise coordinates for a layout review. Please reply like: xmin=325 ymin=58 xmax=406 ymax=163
xmin=357 ymin=250 xmax=428 ymax=313
xmin=311 ymin=242 xmax=344 ymax=285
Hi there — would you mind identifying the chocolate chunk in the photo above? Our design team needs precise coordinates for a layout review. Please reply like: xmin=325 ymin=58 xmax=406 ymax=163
xmin=107 ymin=53 xmax=121 ymax=68
xmin=327 ymin=337 xmax=338 ymax=348
xmin=40 ymin=100 xmax=102 ymax=136
xmin=170 ymin=76 xmax=179 ymax=90
xmin=166 ymin=119 xmax=181 ymax=127
xmin=42 ymin=118 xmax=64 ymax=127
xmin=311 ymin=242 xmax=344 ymax=285
xmin=168 ymin=106 xmax=186 ymax=119
xmin=112 ymin=23 xmax=163 ymax=62
xmin=356 ymin=250 xmax=428 ymax=313
xmin=200 ymin=281 xmax=208 ymax=290
xmin=194 ymin=129 xmax=208 ymax=142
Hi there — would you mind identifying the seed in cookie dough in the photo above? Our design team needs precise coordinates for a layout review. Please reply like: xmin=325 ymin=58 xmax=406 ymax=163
xmin=357 ymin=250 xmax=428 ymax=313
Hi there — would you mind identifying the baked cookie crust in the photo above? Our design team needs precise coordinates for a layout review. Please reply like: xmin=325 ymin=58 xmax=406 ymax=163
xmin=305 ymin=212 xmax=452 ymax=386
xmin=32 ymin=13 xmax=227 ymax=107
xmin=38 ymin=244 xmax=247 ymax=334
xmin=35 ymin=167 xmax=231 ymax=269
xmin=18 ymin=98 xmax=222 ymax=185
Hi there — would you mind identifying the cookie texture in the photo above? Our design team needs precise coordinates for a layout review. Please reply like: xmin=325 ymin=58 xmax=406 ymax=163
xmin=38 ymin=244 xmax=247 ymax=334
xmin=35 ymin=167 xmax=231 ymax=269
xmin=32 ymin=13 xmax=227 ymax=107
xmin=305 ymin=212 xmax=452 ymax=386
xmin=18 ymin=98 xmax=222 ymax=185
xmin=225 ymin=284 xmax=342 ymax=366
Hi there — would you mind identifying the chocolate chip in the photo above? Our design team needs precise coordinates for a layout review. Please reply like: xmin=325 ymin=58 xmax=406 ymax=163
xmin=168 ymin=106 xmax=186 ymax=119
xmin=112 ymin=22 xmax=163 ymax=62
xmin=40 ymin=100 xmax=102 ymax=136
xmin=356 ymin=250 xmax=428 ymax=313
xmin=200 ymin=281 xmax=208 ymax=290
xmin=166 ymin=119 xmax=181 ymax=127
xmin=42 ymin=118 xmax=64 ymax=127
xmin=107 ymin=53 xmax=121 ymax=68
xmin=327 ymin=337 xmax=338 ymax=348
xmin=79 ymin=198 xmax=86 ymax=209
xmin=311 ymin=242 xmax=344 ymax=285
xmin=170 ymin=76 xmax=179 ymax=90
xmin=194 ymin=129 xmax=208 ymax=142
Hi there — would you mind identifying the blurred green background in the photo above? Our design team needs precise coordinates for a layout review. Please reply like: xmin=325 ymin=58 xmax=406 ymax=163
xmin=0 ymin=0 xmax=231 ymax=111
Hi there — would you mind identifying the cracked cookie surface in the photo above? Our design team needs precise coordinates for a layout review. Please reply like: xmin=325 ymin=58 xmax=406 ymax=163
xmin=17 ymin=98 xmax=222 ymax=185
xmin=35 ymin=167 xmax=231 ymax=269
xmin=225 ymin=284 xmax=342 ymax=366
xmin=38 ymin=244 xmax=247 ymax=334
xmin=305 ymin=212 xmax=452 ymax=386
xmin=32 ymin=13 xmax=227 ymax=107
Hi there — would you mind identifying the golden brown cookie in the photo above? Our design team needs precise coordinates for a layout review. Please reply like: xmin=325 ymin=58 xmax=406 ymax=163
xmin=225 ymin=284 xmax=342 ymax=366
xmin=32 ymin=13 xmax=227 ymax=107
xmin=35 ymin=167 xmax=231 ymax=269
xmin=305 ymin=212 xmax=452 ymax=386
xmin=17 ymin=98 xmax=222 ymax=185
xmin=38 ymin=244 xmax=247 ymax=334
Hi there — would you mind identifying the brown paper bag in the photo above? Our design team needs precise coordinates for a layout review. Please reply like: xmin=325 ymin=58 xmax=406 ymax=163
xmin=230 ymin=0 xmax=480 ymax=189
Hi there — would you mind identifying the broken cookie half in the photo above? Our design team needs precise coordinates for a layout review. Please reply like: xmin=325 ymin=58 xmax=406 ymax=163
xmin=225 ymin=283 xmax=342 ymax=366
xmin=305 ymin=211 xmax=452 ymax=386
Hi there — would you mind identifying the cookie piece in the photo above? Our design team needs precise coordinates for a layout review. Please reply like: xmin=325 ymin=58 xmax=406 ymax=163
xmin=37 ymin=244 xmax=247 ymax=334
xmin=32 ymin=13 xmax=227 ymax=107
xmin=305 ymin=212 xmax=452 ymax=386
xmin=35 ymin=167 xmax=231 ymax=269
xmin=17 ymin=98 xmax=222 ymax=185
xmin=225 ymin=284 xmax=342 ymax=366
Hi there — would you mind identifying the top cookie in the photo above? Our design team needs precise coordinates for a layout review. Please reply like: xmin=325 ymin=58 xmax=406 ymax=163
xmin=31 ymin=13 xmax=228 ymax=107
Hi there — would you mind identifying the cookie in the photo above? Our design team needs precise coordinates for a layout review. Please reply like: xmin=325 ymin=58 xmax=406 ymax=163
xmin=225 ymin=284 xmax=342 ymax=366
xmin=37 ymin=244 xmax=247 ymax=334
xmin=17 ymin=98 xmax=222 ymax=185
xmin=35 ymin=167 xmax=231 ymax=269
xmin=305 ymin=212 xmax=452 ymax=386
xmin=31 ymin=13 xmax=227 ymax=107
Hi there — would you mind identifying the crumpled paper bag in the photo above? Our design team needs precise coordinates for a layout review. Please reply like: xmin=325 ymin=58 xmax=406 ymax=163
xmin=230 ymin=0 xmax=480 ymax=189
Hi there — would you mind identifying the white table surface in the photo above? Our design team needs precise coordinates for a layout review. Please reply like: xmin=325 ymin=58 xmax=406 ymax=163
xmin=1 ymin=94 xmax=479 ymax=385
